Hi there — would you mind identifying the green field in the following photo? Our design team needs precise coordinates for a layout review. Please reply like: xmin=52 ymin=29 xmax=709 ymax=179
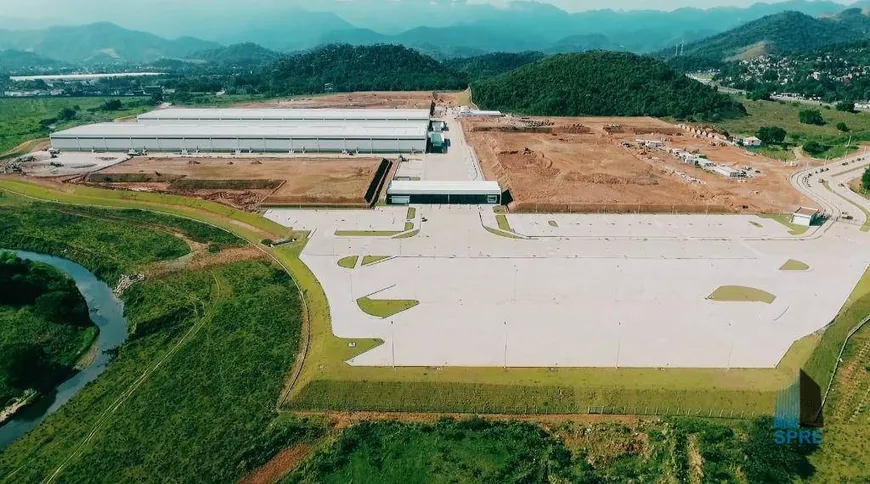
xmin=0 ymin=97 xmax=152 ymax=157
xmin=708 ymin=285 xmax=777 ymax=304
xmin=285 ymin=417 xmax=816 ymax=484
xmin=337 ymin=256 xmax=358 ymax=269
xmin=715 ymin=98 xmax=870 ymax=160
xmin=356 ymin=297 xmax=419 ymax=318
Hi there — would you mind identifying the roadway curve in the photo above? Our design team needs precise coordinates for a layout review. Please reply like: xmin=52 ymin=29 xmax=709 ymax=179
xmin=789 ymin=151 xmax=870 ymax=233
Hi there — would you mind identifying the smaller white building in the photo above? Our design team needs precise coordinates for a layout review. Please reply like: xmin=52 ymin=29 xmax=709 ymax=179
xmin=742 ymin=136 xmax=762 ymax=147
xmin=711 ymin=165 xmax=747 ymax=178
xmin=791 ymin=207 xmax=820 ymax=227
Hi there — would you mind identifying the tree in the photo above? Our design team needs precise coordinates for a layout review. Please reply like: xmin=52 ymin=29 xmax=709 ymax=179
xmin=100 ymin=99 xmax=123 ymax=111
xmin=748 ymin=88 xmax=772 ymax=101
xmin=836 ymin=122 xmax=850 ymax=132
xmin=799 ymin=109 xmax=825 ymax=126
xmin=863 ymin=166 xmax=870 ymax=191
xmin=756 ymin=126 xmax=786 ymax=144
xmin=836 ymin=100 xmax=855 ymax=113
xmin=802 ymin=140 xmax=826 ymax=155
xmin=57 ymin=107 xmax=76 ymax=121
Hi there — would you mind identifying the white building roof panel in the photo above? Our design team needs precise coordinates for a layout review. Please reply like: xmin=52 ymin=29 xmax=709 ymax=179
xmin=50 ymin=123 xmax=427 ymax=139
xmin=387 ymin=180 xmax=501 ymax=196
xmin=137 ymin=108 xmax=431 ymax=122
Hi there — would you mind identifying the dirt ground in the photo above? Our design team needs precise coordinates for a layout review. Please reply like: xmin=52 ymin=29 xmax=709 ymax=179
xmin=234 ymin=91 xmax=461 ymax=110
xmin=87 ymin=156 xmax=386 ymax=210
xmin=464 ymin=116 xmax=812 ymax=214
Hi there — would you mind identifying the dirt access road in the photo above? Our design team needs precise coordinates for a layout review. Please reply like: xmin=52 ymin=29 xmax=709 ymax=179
xmin=464 ymin=116 xmax=813 ymax=214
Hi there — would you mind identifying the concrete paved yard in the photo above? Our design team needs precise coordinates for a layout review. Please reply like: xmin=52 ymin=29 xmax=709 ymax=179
xmin=266 ymin=206 xmax=870 ymax=369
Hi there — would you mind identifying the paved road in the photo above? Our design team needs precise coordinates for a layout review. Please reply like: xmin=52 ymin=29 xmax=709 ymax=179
xmin=790 ymin=151 xmax=870 ymax=230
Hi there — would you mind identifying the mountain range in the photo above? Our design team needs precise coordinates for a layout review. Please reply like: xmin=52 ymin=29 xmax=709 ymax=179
xmin=0 ymin=0 xmax=866 ymax=64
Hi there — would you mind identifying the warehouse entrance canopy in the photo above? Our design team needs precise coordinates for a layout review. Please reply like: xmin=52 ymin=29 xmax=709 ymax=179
xmin=387 ymin=180 xmax=501 ymax=205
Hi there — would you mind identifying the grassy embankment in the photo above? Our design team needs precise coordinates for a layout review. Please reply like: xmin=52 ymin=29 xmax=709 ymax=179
xmin=820 ymin=180 xmax=870 ymax=232
xmin=2 ymin=179 xmax=867 ymax=420
xmin=285 ymin=416 xmax=818 ymax=483
xmin=715 ymin=97 xmax=870 ymax=160
xmin=0 ymin=191 xmax=327 ymax=482
xmin=0 ymin=97 xmax=152 ymax=159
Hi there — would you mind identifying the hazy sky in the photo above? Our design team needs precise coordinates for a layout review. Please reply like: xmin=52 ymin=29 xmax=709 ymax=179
xmin=0 ymin=0 xmax=856 ymax=18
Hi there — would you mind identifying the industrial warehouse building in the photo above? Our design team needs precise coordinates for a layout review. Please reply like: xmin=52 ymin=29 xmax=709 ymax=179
xmin=137 ymin=108 xmax=432 ymax=124
xmin=387 ymin=180 xmax=501 ymax=205
xmin=50 ymin=108 xmax=434 ymax=154
xmin=50 ymin=123 xmax=428 ymax=154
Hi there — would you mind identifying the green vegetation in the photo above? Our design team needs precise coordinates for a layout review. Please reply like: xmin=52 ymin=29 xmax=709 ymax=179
xmin=337 ymin=256 xmax=358 ymax=269
xmin=484 ymin=226 xmax=524 ymax=239
xmin=821 ymin=180 xmax=870 ymax=232
xmin=715 ymin=98 xmax=870 ymax=160
xmin=799 ymin=108 xmax=826 ymax=126
xmin=474 ymin=52 xmax=745 ymax=120
xmin=0 ymin=260 xmax=319 ymax=482
xmin=0 ymin=252 xmax=97 ymax=408
xmin=394 ymin=229 xmax=420 ymax=239
xmin=708 ymin=285 xmax=777 ymax=304
xmin=837 ymin=121 xmax=851 ymax=132
xmin=671 ymin=10 xmax=870 ymax=62
xmin=334 ymin=230 xmax=403 ymax=237
xmin=548 ymin=220 xmax=559 ymax=228
xmin=0 ymin=97 xmax=151 ymax=157
xmin=406 ymin=207 xmax=416 ymax=220
xmin=0 ymin=201 xmax=191 ymax=284
xmin=759 ymin=213 xmax=811 ymax=235
xmin=780 ymin=259 xmax=810 ymax=271
xmin=361 ymin=255 xmax=390 ymax=267
xmin=403 ymin=221 xmax=414 ymax=232
xmin=864 ymin=166 xmax=870 ymax=191
xmin=286 ymin=417 xmax=817 ymax=484
xmin=264 ymin=44 xmax=467 ymax=95
xmin=356 ymin=297 xmax=419 ymax=319
xmin=444 ymin=51 xmax=546 ymax=82
xmin=756 ymin=125 xmax=786 ymax=144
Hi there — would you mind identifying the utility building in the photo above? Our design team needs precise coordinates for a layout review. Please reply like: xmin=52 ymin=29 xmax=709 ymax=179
xmin=50 ymin=123 xmax=428 ymax=154
xmin=387 ymin=180 xmax=501 ymax=205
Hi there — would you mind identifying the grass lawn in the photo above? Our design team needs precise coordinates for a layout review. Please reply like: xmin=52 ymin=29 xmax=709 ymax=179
xmin=394 ymin=229 xmax=420 ymax=239
xmin=0 ymin=97 xmax=152 ymax=157
xmin=716 ymin=97 xmax=870 ymax=160
xmin=759 ymin=214 xmax=810 ymax=235
xmin=708 ymin=285 xmax=777 ymax=304
xmin=356 ymin=297 xmax=419 ymax=319
xmin=495 ymin=214 xmax=513 ymax=232
xmin=337 ymin=256 xmax=358 ymax=269
xmin=780 ymin=259 xmax=810 ymax=271
xmin=406 ymin=207 xmax=416 ymax=220
xmin=404 ymin=221 xmax=414 ymax=231
xmin=361 ymin=255 xmax=389 ymax=267
xmin=334 ymin=230 xmax=402 ymax=237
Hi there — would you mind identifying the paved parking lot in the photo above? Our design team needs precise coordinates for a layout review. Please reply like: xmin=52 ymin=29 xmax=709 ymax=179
xmin=267 ymin=205 xmax=870 ymax=369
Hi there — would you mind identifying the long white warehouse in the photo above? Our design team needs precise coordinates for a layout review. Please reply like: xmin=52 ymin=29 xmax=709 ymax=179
xmin=50 ymin=123 xmax=428 ymax=154
xmin=137 ymin=108 xmax=432 ymax=123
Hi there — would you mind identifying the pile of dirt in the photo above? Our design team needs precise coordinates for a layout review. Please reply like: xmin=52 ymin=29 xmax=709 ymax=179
xmin=562 ymin=172 xmax=659 ymax=186
xmin=558 ymin=124 xmax=592 ymax=134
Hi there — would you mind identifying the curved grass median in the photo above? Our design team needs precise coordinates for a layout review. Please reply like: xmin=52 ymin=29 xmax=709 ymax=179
xmin=361 ymin=255 xmax=390 ymax=267
xmin=708 ymin=285 xmax=776 ymax=304
xmin=335 ymin=230 xmax=402 ymax=237
xmin=780 ymin=259 xmax=810 ymax=271
xmin=357 ymin=296 xmax=419 ymax=318
xmin=338 ymin=256 xmax=358 ymax=269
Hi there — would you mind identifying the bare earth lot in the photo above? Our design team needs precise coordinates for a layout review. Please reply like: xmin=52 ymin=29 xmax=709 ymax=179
xmin=88 ymin=156 xmax=386 ymax=209
xmin=464 ymin=116 xmax=811 ymax=213
xmin=235 ymin=91 xmax=461 ymax=110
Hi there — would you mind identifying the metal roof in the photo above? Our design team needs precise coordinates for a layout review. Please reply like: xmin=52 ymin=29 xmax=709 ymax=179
xmin=138 ymin=108 xmax=431 ymax=122
xmin=51 ymin=123 xmax=427 ymax=139
xmin=387 ymin=180 xmax=501 ymax=196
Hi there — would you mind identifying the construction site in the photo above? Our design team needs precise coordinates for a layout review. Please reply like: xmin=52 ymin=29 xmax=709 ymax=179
xmin=463 ymin=116 xmax=812 ymax=213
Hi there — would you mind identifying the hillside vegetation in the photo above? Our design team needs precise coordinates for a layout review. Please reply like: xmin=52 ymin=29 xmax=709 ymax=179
xmin=0 ymin=252 xmax=97 ymax=408
xmin=667 ymin=10 xmax=870 ymax=62
xmin=262 ymin=44 xmax=467 ymax=95
xmin=188 ymin=42 xmax=280 ymax=67
xmin=473 ymin=51 xmax=746 ymax=120
xmin=444 ymin=51 xmax=546 ymax=82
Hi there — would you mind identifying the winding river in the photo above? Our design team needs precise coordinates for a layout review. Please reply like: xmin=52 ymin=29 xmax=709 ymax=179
xmin=0 ymin=251 xmax=128 ymax=449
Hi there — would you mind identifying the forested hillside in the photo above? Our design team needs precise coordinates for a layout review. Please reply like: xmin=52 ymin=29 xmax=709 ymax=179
xmin=444 ymin=52 xmax=546 ymax=82
xmin=473 ymin=52 xmax=746 ymax=120
xmin=666 ymin=10 xmax=870 ymax=62
xmin=188 ymin=43 xmax=280 ymax=67
xmin=0 ymin=252 xmax=96 ymax=408
xmin=262 ymin=44 xmax=467 ymax=94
